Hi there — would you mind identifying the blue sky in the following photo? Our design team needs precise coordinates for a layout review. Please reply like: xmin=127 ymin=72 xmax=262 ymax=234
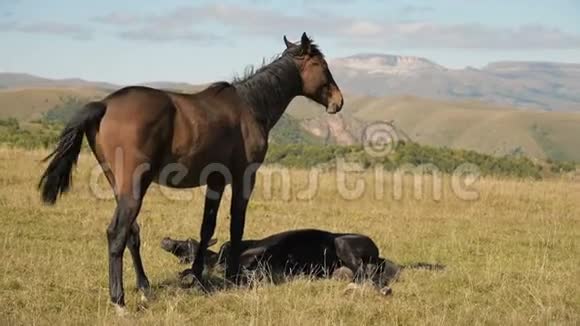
xmin=1 ymin=0 xmax=579 ymax=84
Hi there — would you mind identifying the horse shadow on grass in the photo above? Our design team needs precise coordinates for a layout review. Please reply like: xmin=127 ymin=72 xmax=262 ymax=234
xmin=153 ymin=266 xmax=328 ymax=296
xmin=150 ymin=261 xmax=446 ymax=300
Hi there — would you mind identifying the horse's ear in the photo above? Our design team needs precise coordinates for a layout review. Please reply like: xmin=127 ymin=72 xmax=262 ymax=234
xmin=300 ymin=32 xmax=312 ymax=54
xmin=283 ymin=35 xmax=295 ymax=49
xmin=208 ymin=238 xmax=218 ymax=247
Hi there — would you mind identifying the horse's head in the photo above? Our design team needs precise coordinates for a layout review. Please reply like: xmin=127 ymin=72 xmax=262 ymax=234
xmin=283 ymin=32 xmax=344 ymax=114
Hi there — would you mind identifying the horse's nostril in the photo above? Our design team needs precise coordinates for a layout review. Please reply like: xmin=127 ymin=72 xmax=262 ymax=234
xmin=160 ymin=238 xmax=175 ymax=250
xmin=331 ymin=101 xmax=343 ymax=113
xmin=326 ymin=104 xmax=338 ymax=114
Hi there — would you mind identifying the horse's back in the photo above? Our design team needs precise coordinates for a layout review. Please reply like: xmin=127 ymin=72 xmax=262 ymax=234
xmin=90 ymin=83 xmax=264 ymax=189
xmin=99 ymin=84 xmax=240 ymax=126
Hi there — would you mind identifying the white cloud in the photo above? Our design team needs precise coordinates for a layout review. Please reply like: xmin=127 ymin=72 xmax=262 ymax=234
xmin=400 ymin=4 xmax=435 ymax=15
xmin=91 ymin=4 xmax=580 ymax=50
xmin=118 ymin=28 xmax=223 ymax=44
xmin=344 ymin=21 xmax=383 ymax=37
xmin=0 ymin=20 xmax=92 ymax=40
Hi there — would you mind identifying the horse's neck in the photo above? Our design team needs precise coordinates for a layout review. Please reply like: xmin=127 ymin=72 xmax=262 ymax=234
xmin=236 ymin=58 xmax=301 ymax=131
xmin=257 ymin=84 xmax=297 ymax=130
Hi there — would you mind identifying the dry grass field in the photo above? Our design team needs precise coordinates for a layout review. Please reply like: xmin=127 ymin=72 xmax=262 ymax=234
xmin=0 ymin=148 xmax=579 ymax=325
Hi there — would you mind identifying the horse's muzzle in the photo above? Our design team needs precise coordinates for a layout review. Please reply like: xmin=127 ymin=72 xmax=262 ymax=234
xmin=326 ymin=98 xmax=343 ymax=114
xmin=160 ymin=237 xmax=177 ymax=252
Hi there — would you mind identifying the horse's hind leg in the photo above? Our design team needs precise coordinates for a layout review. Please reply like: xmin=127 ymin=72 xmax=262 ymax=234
xmin=106 ymin=163 xmax=151 ymax=310
xmin=127 ymin=222 xmax=150 ymax=298
xmin=107 ymin=195 xmax=145 ymax=309
xmin=96 ymin=149 xmax=152 ymax=309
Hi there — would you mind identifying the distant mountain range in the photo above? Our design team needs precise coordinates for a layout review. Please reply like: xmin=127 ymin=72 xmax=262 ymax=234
xmin=0 ymin=72 xmax=119 ymax=90
xmin=1 ymin=54 xmax=579 ymax=112
xmin=331 ymin=54 xmax=580 ymax=112
xmin=0 ymin=72 xmax=205 ymax=93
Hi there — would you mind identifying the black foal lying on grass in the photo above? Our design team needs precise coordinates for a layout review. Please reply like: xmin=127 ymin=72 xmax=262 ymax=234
xmin=161 ymin=229 xmax=444 ymax=295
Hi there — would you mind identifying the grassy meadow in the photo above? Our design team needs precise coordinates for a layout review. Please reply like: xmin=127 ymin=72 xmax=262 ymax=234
xmin=0 ymin=147 xmax=579 ymax=325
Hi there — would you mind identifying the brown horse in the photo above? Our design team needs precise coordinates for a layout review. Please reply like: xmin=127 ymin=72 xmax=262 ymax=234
xmin=39 ymin=33 xmax=343 ymax=310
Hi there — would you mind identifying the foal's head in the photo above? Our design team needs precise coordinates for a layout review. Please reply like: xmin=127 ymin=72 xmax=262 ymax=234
xmin=284 ymin=33 xmax=344 ymax=114
xmin=160 ymin=237 xmax=218 ymax=266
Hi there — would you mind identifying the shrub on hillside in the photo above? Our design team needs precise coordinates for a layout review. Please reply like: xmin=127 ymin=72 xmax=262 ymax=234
xmin=265 ymin=141 xmax=546 ymax=179
xmin=0 ymin=118 xmax=574 ymax=179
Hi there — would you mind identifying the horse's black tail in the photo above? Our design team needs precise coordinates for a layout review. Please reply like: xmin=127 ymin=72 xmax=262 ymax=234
xmin=38 ymin=101 xmax=106 ymax=204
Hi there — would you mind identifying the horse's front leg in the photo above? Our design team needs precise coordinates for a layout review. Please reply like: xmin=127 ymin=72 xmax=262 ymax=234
xmin=182 ymin=177 xmax=225 ymax=283
xmin=226 ymin=172 xmax=256 ymax=281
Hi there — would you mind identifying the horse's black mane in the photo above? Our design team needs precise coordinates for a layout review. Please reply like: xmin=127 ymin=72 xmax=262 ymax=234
xmin=213 ymin=39 xmax=324 ymax=130
xmin=232 ymin=41 xmax=323 ymax=84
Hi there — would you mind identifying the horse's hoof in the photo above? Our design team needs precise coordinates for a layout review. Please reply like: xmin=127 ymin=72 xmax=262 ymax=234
xmin=179 ymin=273 xmax=196 ymax=287
xmin=179 ymin=268 xmax=193 ymax=278
xmin=112 ymin=303 xmax=128 ymax=317
xmin=179 ymin=269 xmax=204 ymax=289
xmin=137 ymin=295 xmax=150 ymax=312
xmin=380 ymin=286 xmax=393 ymax=296
xmin=343 ymin=282 xmax=360 ymax=295
xmin=139 ymin=288 xmax=153 ymax=305
xmin=332 ymin=267 xmax=354 ymax=281
xmin=140 ymin=292 xmax=149 ymax=304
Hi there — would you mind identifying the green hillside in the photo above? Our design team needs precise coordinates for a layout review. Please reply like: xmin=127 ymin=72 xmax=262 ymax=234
xmin=2 ymin=117 xmax=574 ymax=179
xmin=0 ymin=86 xmax=579 ymax=162
xmin=0 ymin=87 xmax=106 ymax=121
xmin=287 ymin=95 xmax=580 ymax=162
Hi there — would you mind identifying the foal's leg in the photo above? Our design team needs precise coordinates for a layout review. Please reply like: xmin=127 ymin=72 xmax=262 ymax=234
xmin=184 ymin=179 xmax=225 ymax=282
xmin=226 ymin=174 xmax=256 ymax=281
xmin=334 ymin=237 xmax=365 ymax=282
xmin=127 ymin=222 xmax=150 ymax=296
